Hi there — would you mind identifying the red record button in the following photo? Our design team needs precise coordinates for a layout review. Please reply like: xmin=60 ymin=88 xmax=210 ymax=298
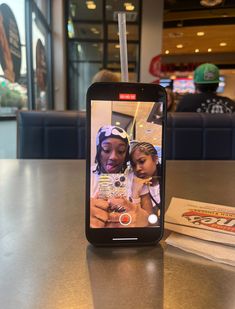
xmin=119 ymin=213 xmax=132 ymax=226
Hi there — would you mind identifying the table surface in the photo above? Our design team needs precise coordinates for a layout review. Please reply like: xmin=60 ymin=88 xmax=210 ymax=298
xmin=0 ymin=160 xmax=235 ymax=309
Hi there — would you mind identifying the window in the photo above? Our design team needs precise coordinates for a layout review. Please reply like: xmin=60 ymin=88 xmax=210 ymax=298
xmin=0 ymin=0 xmax=27 ymax=117
xmin=26 ymin=0 xmax=53 ymax=110
xmin=66 ymin=0 xmax=141 ymax=110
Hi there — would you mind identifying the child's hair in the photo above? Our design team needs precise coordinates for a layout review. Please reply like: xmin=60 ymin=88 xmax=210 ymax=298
xmin=130 ymin=142 xmax=158 ymax=161
xmin=130 ymin=142 xmax=161 ymax=177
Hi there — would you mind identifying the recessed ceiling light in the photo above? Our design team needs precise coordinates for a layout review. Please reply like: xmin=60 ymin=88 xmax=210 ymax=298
xmin=200 ymin=0 xmax=223 ymax=7
xmin=117 ymin=31 xmax=129 ymax=36
xmin=220 ymin=42 xmax=227 ymax=46
xmin=105 ymin=4 xmax=112 ymax=10
xmin=195 ymin=49 xmax=199 ymax=53
xmin=197 ymin=32 xmax=205 ymax=36
xmin=176 ymin=44 xmax=183 ymax=48
xmin=208 ymin=48 xmax=212 ymax=52
xmin=90 ymin=27 xmax=99 ymax=34
xmin=168 ymin=32 xmax=183 ymax=38
xmin=165 ymin=50 xmax=169 ymax=54
xmin=124 ymin=2 xmax=135 ymax=11
xmin=115 ymin=121 xmax=121 ymax=125
xmin=77 ymin=44 xmax=82 ymax=53
xmin=86 ymin=1 xmax=96 ymax=10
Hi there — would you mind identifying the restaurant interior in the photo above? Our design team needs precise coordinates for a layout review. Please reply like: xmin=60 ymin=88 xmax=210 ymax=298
xmin=0 ymin=1 xmax=235 ymax=308
xmin=1 ymin=0 xmax=235 ymax=158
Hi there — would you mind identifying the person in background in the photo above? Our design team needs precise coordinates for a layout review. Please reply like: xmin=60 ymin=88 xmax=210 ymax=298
xmin=92 ymin=69 xmax=120 ymax=83
xmin=165 ymin=86 xmax=176 ymax=112
xmin=176 ymin=63 xmax=235 ymax=113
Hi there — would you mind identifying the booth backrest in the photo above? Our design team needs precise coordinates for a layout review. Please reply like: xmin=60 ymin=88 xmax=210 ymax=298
xmin=17 ymin=111 xmax=86 ymax=159
xmin=166 ymin=112 xmax=235 ymax=160
xmin=17 ymin=111 xmax=235 ymax=160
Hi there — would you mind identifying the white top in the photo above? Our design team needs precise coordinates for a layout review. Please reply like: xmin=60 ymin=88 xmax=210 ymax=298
xmin=149 ymin=183 xmax=160 ymax=207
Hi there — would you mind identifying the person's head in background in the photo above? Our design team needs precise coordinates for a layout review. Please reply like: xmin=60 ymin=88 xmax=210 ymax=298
xmin=95 ymin=125 xmax=130 ymax=174
xmin=165 ymin=86 xmax=175 ymax=112
xmin=130 ymin=142 xmax=160 ymax=183
xmin=92 ymin=69 xmax=120 ymax=83
xmin=194 ymin=63 xmax=220 ymax=94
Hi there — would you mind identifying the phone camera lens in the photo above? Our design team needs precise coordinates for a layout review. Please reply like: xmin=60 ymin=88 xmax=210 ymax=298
xmin=120 ymin=176 xmax=126 ymax=182
xmin=115 ymin=181 xmax=121 ymax=187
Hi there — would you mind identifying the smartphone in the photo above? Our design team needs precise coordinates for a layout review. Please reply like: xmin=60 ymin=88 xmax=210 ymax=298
xmin=86 ymin=82 xmax=167 ymax=246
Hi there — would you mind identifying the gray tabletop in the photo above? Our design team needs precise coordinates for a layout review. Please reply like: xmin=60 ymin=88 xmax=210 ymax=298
xmin=0 ymin=160 xmax=235 ymax=309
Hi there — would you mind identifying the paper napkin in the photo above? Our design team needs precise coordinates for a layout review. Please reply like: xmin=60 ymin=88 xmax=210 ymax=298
xmin=165 ymin=232 xmax=235 ymax=267
xmin=164 ymin=197 xmax=235 ymax=266
xmin=165 ymin=197 xmax=235 ymax=246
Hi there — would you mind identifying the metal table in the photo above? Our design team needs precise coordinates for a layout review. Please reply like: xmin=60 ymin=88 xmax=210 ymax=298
xmin=0 ymin=160 xmax=234 ymax=309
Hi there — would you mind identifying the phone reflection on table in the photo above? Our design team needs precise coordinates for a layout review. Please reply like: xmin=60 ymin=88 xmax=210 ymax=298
xmin=86 ymin=244 xmax=164 ymax=309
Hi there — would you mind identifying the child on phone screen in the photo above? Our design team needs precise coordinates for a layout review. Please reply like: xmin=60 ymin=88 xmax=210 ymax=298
xmin=130 ymin=142 xmax=161 ymax=215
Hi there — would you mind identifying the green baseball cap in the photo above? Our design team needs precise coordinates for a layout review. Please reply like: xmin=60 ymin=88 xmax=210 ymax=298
xmin=194 ymin=63 xmax=220 ymax=84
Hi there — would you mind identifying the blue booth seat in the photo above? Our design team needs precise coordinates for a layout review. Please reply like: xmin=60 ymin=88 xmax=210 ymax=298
xmin=17 ymin=111 xmax=86 ymax=159
xmin=17 ymin=111 xmax=235 ymax=160
xmin=166 ymin=112 xmax=235 ymax=160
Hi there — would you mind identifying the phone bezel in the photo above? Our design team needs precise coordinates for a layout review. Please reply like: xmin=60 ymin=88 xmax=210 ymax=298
xmin=86 ymin=82 xmax=167 ymax=246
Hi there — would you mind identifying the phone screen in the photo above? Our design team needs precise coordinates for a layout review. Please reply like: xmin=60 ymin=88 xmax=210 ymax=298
xmin=89 ymin=85 xmax=165 ymax=232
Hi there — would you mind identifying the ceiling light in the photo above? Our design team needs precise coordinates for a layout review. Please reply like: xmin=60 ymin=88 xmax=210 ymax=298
xmin=124 ymin=2 xmax=135 ymax=11
xmin=208 ymin=48 xmax=212 ymax=52
xmin=176 ymin=44 xmax=183 ymax=48
xmin=197 ymin=32 xmax=205 ymax=36
xmin=115 ymin=44 xmax=120 ymax=49
xmin=90 ymin=27 xmax=99 ymax=35
xmin=77 ymin=44 xmax=82 ymax=53
xmin=117 ymin=31 xmax=129 ymax=36
xmin=86 ymin=1 xmax=96 ymax=10
xmin=168 ymin=32 xmax=183 ymax=38
xmin=195 ymin=49 xmax=199 ymax=53
xmin=115 ymin=121 xmax=121 ymax=126
xmin=177 ymin=21 xmax=183 ymax=27
xmin=105 ymin=4 xmax=112 ymax=10
xmin=220 ymin=42 xmax=227 ymax=46
xmin=165 ymin=50 xmax=169 ymax=54
xmin=200 ymin=0 xmax=224 ymax=7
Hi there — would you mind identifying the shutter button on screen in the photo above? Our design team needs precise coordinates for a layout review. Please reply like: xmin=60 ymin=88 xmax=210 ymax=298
xmin=119 ymin=213 xmax=132 ymax=226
